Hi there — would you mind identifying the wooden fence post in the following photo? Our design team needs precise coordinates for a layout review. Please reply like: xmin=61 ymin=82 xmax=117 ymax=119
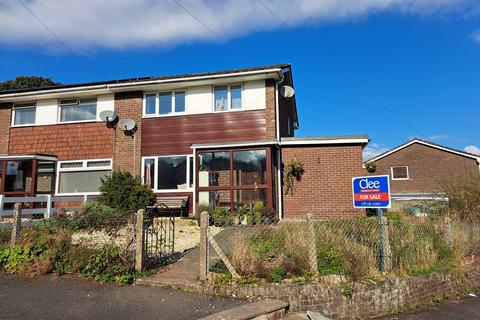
xmin=381 ymin=216 xmax=392 ymax=271
xmin=10 ymin=203 xmax=22 ymax=246
xmin=0 ymin=195 xmax=4 ymax=221
xmin=199 ymin=211 xmax=209 ymax=281
xmin=45 ymin=195 xmax=52 ymax=219
xmin=135 ymin=209 xmax=145 ymax=272
xmin=306 ymin=213 xmax=319 ymax=279
xmin=445 ymin=217 xmax=453 ymax=248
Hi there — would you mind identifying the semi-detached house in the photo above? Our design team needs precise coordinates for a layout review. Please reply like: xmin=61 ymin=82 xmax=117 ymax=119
xmin=0 ymin=64 xmax=368 ymax=219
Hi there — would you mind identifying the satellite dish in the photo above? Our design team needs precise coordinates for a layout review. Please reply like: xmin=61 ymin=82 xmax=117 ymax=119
xmin=118 ymin=119 xmax=137 ymax=135
xmin=99 ymin=110 xmax=119 ymax=128
xmin=280 ymin=85 xmax=295 ymax=98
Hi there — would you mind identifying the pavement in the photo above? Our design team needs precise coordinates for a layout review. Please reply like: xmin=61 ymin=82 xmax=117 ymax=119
xmin=0 ymin=273 xmax=248 ymax=320
xmin=376 ymin=293 xmax=480 ymax=320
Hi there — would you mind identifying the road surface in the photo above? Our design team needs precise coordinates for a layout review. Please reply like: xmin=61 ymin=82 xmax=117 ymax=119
xmin=0 ymin=274 xmax=248 ymax=320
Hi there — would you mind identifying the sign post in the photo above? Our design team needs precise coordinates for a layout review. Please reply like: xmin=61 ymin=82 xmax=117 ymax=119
xmin=352 ymin=175 xmax=391 ymax=271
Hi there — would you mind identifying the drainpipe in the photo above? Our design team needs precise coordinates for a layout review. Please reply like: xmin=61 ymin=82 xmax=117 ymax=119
xmin=192 ymin=146 xmax=197 ymax=217
xmin=275 ymin=71 xmax=285 ymax=220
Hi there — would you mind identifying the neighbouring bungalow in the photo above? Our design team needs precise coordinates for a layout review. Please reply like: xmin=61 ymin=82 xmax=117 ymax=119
xmin=0 ymin=64 xmax=368 ymax=219
xmin=365 ymin=138 xmax=480 ymax=213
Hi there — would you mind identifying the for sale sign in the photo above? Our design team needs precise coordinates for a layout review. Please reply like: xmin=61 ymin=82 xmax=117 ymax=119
xmin=352 ymin=175 xmax=391 ymax=208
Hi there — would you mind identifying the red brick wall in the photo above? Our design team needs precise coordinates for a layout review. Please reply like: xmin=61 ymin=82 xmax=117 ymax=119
xmin=265 ymin=79 xmax=276 ymax=140
xmin=0 ymin=104 xmax=11 ymax=153
xmin=8 ymin=123 xmax=113 ymax=160
xmin=372 ymin=143 xmax=479 ymax=193
xmin=282 ymin=145 xmax=365 ymax=219
xmin=113 ymin=91 xmax=143 ymax=176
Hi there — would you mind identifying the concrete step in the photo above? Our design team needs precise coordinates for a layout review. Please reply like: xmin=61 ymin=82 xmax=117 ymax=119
xmin=199 ymin=299 xmax=289 ymax=320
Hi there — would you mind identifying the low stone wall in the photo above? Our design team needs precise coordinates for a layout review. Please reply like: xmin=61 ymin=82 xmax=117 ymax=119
xmin=154 ymin=264 xmax=480 ymax=319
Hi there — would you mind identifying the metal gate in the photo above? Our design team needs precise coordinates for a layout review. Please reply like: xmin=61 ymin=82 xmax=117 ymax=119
xmin=143 ymin=208 xmax=175 ymax=267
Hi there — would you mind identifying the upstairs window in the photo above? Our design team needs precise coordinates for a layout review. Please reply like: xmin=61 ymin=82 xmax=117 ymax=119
xmin=144 ymin=91 xmax=186 ymax=116
xmin=59 ymin=98 xmax=97 ymax=122
xmin=13 ymin=103 xmax=36 ymax=126
xmin=214 ymin=84 xmax=243 ymax=112
xmin=391 ymin=166 xmax=409 ymax=180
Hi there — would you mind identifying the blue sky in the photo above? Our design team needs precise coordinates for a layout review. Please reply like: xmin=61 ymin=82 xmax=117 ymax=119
xmin=1 ymin=0 xmax=480 ymax=158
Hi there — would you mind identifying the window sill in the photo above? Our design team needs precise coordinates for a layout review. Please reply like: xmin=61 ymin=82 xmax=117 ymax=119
xmin=151 ymin=189 xmax=193 ymax=193
xmin=391 ymin=178 xmax=409 ymax=181
xmin=142 ymin=112 xmax=187 ymax=118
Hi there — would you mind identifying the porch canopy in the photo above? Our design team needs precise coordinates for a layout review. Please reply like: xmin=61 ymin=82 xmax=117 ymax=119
xmin=0 ymin=154 xmax=57 ymax=196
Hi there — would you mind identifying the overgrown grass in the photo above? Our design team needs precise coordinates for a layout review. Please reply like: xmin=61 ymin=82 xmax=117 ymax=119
xmin=227 ymin=215 xmax=479 ymax=283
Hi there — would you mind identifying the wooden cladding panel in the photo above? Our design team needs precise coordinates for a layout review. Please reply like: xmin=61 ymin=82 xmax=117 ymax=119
xmin=141 ymin=110 xmax=267 ymax=155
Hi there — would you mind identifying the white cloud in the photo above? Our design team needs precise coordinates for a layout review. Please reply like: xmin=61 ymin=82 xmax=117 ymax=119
xmin=464 ymin=145 xmax=480 ymax=155
xmin=0 ymin=0 xmax=475 ymax=50
xmin=363 ymin=143 xmax=389 ymax=161
xmin=428 ymin=134 xmax=448 ymax=141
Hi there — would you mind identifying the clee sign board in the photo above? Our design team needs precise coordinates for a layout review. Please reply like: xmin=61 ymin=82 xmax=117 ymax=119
xmin=352 ymin=175 xmax=391 ymax=208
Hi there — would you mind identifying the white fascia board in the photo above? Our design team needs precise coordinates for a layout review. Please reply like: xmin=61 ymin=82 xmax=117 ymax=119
xmin=280 ymin=138 xmax=369 ymax=146
xmin=191 ymin=141 xmax=279 ymax=149
xmin=0 ymin=69 xmax=282 ymax=103
xmin=367 ymin=139 xmax=480 ymax=163
xmin=107 ymin=69 xmax=282 ymax=89
xmin=0 ymin=154 xmax=57 ymax=161
xmin=0 ymin=86 xmax=110 ymax=103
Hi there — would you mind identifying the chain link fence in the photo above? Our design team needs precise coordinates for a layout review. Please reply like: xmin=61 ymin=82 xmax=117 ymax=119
xmin=203 ymin=212 xmax=480 ymax=283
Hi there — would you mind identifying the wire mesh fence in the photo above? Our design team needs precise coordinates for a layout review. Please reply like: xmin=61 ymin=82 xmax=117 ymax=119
xmin=205 ymin=213 xmax=480 ymax=283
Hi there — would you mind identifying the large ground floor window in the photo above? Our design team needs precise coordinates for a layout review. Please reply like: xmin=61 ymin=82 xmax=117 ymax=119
xmin=56 ymin=159 xmax=112 ymax=195
xmin=196 ymin=148 xmax=273 ymax=212
xmin=142 ymin=155 xmax=193 ymax=192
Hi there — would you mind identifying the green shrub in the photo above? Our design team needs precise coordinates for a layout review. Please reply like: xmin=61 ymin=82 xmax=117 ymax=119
xmin=317 ymin=244 xmax=347 ymax=276
xmin=0 ymin=226 xmax=138 ymax=284
xmin=267 ymin=266 xmax=287 ymax=283
xmin=210 ymin=207 xmax=232 ymax=227
xmin=40 ymin=201 xmax=132 ymax=233
xmin=97 ymin=170 xmax=155 ymax=212
xmin=80 ymin=245 xmax=132 ymax=282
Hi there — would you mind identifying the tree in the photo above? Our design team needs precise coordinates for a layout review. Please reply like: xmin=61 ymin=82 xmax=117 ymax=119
xmin=0 ymin=76 xmax=61 ymax=90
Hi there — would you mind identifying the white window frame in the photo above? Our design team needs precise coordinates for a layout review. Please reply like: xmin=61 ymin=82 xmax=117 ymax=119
xmin=142 ymin=90 xmax=187 ymax=117
xmin=11 ymin=103 xmax=36 ymax=127
xmin=58 ymin=98 xmax=98 ymax=124
xmin=213 ymin=83 xmax=244 ymax=112
xmin=55 ymin=158 xmax=112 ymax=196
xmin=391 ymin=166 xmax=409 ymax=180
xmin=141 ymin=154 xmax=194 ymax=193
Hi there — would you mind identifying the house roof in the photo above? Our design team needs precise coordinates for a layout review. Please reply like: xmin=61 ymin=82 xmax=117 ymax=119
xmin=0 ymin=64 xmax=291 ymax=95
xmin=365 ymin=138 xmax=480 ymax=163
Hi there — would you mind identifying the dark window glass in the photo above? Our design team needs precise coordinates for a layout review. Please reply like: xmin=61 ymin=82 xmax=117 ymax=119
xmin=145 ymin=94 xmax=156 ymax=114
xmin=36 ymin=161 xmax=56 ymax=193
xmin=175 ymin=91 xmax=185 ymax=113
xmin=233 ymin=189 xmax=267 ymax=211
xmin=143 ymin=158 xmax=155 ymax=189
xmin=157 ymin=156 xmax=187 ymax=190
xmin=392 ymin=166 xmax=408 ymax=179
xmin=5 ymin=160 xmax=33 ymax=192
xmin=189 ymin=156 xmax=194 ymax=188
xmin=233 ymin=150 xmax=266 ymax=186
xmin=198 ymin=152 xmax=230 ymax=187
xmin=159 ymin=92 xmax=172 ymax=115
